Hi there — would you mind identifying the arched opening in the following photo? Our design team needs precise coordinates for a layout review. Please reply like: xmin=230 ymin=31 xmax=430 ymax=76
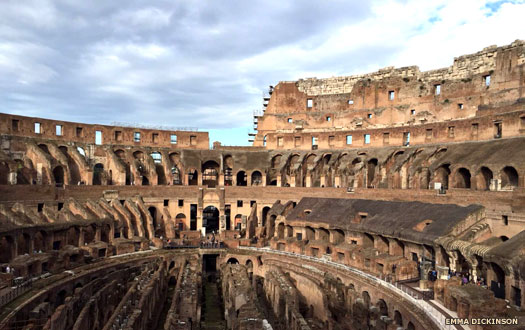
xmin=175 ymin=213 xmax=186 ymax=231
xmin=236 ymin=171 xmax=247 ymax=186
xmin=227 ymin=258 xmax=239 ymax=264
xmin=303 ymin=154 xmax=318 ymax=187
xmin=394 ymin=310 xmax=403 ymax=326
xmin=17 ymin=233 xmax=31 ymax=255
xmin=203 ymin=206 xmax=219 ymax=233
xmin=305 ymin=226 xmax=315 ymax=241
xmin=234 ymin=214 xmax=242 ymax=230
xmin=114 ymin=149 xmax=126 ymax=159
xmin=84 ymin=225 xmax=96 ymax=244
xmin=377 ymin=299 xmax=388 ymax=316
xmin=285 ymin=225 xmax=293 ymax=238
xmin=363 ymin=233 xmax=374 ymax=248
xmin=317 ymin=227 xmax=329 ymax=242
xmin=34 ymin=231 xmax=47 ymax=252
xmin=0 ymin=162 xmax=9 ymax=185
xmin=271 ymin=155 xmax=282 ymax=168
xmin=151 ymin=152 xmax=166 ymax=185
xmin=362 ymin=291 xmax=371 ymax=307
xmin=149 ymin=206 xmax=164 ymax=237
xmin=224 ymin=155 xmax=233 ymax=186
xmin=251 ymin=171 xmax=263 ymax=186
xmin=267 ymin=215 xmax=276 ymax=238
xmin=434 ymin=164 xmax=451 ymax=189
xmin=277 ymin=223 xmax=285 ymax=239
xmin=59 ymin=146 xmax=80 ymax=185
xmin=93 ymin=163 xmax=104 ymax=185
xmin=261 ymin=207 xmax=270 ymax=227
xmin=367 ymin=158 xmax=378 ymax=188
xmin=454 ymin=167 xmax=471 ymax=188
xmin=501 ymin=166 xmax=519 ymax=189
xmin=142 ymin=175 xmax=149 ymax=185
xmin=188 ymin=169 xmax=198 ymax=186
xmin=125 ymin=163 xmax=131 ymax=185
xmin=101 ymin=225 xmax=110 ymax=243
xmin=55 ymin=290 xmax=67 ymax=308
xmin=456 ymin=251 xmax=470 ymax=273
xmin=332 ymin=229 xmax=345 ymax=244
xmin=246 ymin=259 xmax=254 ymax=280
xmin=202 ymin=160 xmax=219 ymax=188
xmin=53 ymin=166 xmax=65 ymax=186
xmin=0 ymin=236 xmax=14 ymax=263
xmin=490 ymin=262 xmax=506 ymax=299
xmin=171 ymin=166 xmax=181 ymax=185
xmin=476 ymin=166 xmax=493 ymax=190
xmin=133 ymin=150 xmax=144 ymax=160
xmin=14 ymin=159 xmax=31 ymax=185
xmin=407 ymin=322 xmax=415 ymax=330
xmin=38 ymin=144 xmax=50 ymax=154
xmin=150 ymin=152 xmax=162 ymax=164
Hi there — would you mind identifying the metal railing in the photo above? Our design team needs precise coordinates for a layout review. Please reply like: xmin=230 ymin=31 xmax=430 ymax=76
xmin=0 ymin=278 xmax=33 ymax=308
xmin=110 ymin=122 xmax=199 ymax=132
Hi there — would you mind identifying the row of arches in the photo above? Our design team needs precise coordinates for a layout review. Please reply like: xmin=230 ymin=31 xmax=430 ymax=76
xmin=0 ymin=224 xmax=112 ymax=263
xmin=5 ymin=145 xmax=521 ymax=190
xmin=435 ymin=164 xmax=518 ymax=190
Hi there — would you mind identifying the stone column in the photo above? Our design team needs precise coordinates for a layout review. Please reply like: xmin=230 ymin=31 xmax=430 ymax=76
xmin=305 ymin=175 xmax=311 ymax=188
xmin=334 ymin=175 xmax=341 ymax=188
xmin=419 ymin=260 xmax=432 ymax=289
xmin=78 ymin=228 xmax=85 ymax=246
xmin=95 ymin=226 xmax=102 ymax=242
xmin=8 ymin=171 xmax=17 ymax=185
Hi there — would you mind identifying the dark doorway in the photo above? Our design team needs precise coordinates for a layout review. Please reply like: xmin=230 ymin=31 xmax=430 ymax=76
xmin=236 ymin=171 xmax=247 ymax=186
xmin=53 ymin=166 xmax=65 ymax=186
xmin=203 ymin=254 xmax=218 ymax=273
xmin=188 ymin=170 xmax=198 ymax=185
xmin=190 ymin=204 xmax=197 ymax=230
xmin=93 ymin=163 xmax=104 ymax=185
xmin=203 ymin=206 xmax=219 ymax=234
xmin=225 ymin=205 xmax=231 ymax=230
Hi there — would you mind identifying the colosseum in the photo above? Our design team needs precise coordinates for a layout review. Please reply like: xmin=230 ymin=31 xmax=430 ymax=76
xmin=0 ymin=40 xmax=524 ymax=330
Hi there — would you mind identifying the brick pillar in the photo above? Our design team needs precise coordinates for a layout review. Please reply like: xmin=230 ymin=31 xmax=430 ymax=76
xmin=95 ymin=226 xmax=101 ymax=242
xmin=78 ymin=228 xmax=85 ymax=247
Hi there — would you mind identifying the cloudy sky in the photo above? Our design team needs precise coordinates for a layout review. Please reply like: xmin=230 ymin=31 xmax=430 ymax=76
xmin=1 ymin=0 xmax=524 ymax=145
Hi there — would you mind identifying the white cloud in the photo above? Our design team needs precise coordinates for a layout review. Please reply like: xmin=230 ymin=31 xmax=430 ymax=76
xmin=0 ymin=0 xmax=523 ymax=146
xmin=110 ymin=7 xmax=173 ymax=31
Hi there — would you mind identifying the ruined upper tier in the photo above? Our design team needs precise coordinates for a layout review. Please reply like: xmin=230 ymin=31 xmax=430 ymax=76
xmin=254 ymin=40 xmax=525 ymax=150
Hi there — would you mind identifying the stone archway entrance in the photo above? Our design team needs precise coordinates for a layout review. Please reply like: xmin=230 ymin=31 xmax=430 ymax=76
xmin=203 ymin=206 xmax=220 ymax=234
